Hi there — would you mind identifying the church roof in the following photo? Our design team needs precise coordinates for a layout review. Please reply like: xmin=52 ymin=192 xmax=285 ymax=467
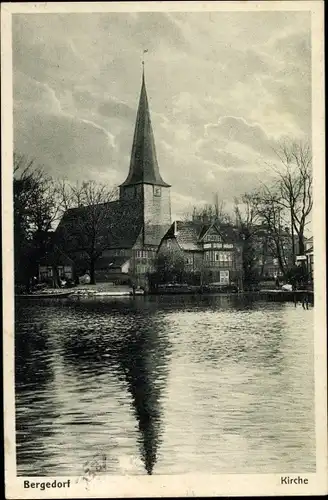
xmin=120 ymin=71 xmax=170 ymax=188
xmin=55 ymin=199 xmax=144 ymax=252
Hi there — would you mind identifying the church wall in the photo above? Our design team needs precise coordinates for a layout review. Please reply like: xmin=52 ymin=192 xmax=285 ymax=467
xmin=143 ymin=184 xmax=171 ymax=246
xmin=143 ymin=184 xmax=171 ymax=227
xmin=119 ymin=184 xmax=143 ymax=203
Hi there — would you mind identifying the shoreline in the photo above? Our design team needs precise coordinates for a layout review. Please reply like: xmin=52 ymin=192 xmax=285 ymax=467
xmin=15 ymin=288 xmax=314 ymax=305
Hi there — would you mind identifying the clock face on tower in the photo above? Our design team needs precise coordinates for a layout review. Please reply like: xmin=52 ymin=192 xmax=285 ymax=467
xmin=154 ymin=186 xmax=161 ymax=197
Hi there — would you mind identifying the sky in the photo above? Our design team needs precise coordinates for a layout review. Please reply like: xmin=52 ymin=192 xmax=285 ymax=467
xmin=12 ymin=10 xmax=311 ymax=219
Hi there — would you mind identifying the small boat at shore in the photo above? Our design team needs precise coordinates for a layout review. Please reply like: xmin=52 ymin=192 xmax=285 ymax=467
xmin=15 ymin=291 xmax=73 ymax=299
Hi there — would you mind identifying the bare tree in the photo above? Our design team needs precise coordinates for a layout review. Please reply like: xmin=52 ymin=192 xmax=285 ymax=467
xmin=234 ymin=193 xmax=262 ymax=288
xmin=186 ymin=195 xmax=232 ymax=225
xmin=14 ymin=153 xmax=60 ymax=290
xmin=254 ymin=188 xmax=292 ymax=277
xmin=234 ymin=140 xmax=312 ymax=282
xmin=56 ymin=180 xmax=121 ymax=284
xmin=14 ymin=153 xmax=60 ymax=235
xmin=270 ymin=140 xmax=312 ymax=257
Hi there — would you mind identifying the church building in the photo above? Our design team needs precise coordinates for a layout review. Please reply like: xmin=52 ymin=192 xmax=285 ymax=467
xmin=43 ymin=69 xmax=172 ymax=287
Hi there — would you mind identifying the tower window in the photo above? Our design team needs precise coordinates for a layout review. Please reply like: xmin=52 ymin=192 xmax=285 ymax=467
xmin=154 ymin=186 xmax=161 ymax=197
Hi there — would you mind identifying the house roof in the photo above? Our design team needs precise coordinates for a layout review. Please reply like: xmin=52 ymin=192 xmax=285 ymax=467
xmin=162 ymin=221 xmax=240 ymax=251
xmin=55 ymin=199 xmax=144 ymax=252
xmin=200 ymin=223 xmax=239 ymax=242
xmin=163 ymin=221 xmax=204 ymax=250
xmin=120 ymin=71 xmax=170 ymax=188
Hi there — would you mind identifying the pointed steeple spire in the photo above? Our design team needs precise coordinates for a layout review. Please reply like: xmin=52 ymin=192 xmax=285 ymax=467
xmin=121 ymin=67 xmax=170 ymax=187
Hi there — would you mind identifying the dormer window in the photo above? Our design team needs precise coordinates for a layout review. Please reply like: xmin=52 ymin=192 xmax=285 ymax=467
xmin=204 ymin=233 xmax=222 ymax=243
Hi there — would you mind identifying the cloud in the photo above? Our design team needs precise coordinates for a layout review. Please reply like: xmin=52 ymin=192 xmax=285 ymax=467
xmin=98 ymin=98 xmax=135 ymax=121
xmin=204 ymin=116 xmax=277 ymax=156
xmin=14 ymin=107 xmax=116 ymax=174
xmin=110 ymin=12 xmax=189 ymax=52
xmin=197 ymin=146 xmax=248 ymax=170
xmin=12 ymin=11 xmax=311 ymax=216
xmin=14 ymin=71 xmax=62 ymax=115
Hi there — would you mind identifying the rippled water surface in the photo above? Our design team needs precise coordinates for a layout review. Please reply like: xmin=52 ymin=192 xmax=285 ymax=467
xmin=15 ymin=294 xmax=315 ymax=476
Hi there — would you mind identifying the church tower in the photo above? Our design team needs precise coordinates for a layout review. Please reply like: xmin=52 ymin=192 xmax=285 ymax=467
xmin=119 ymin=69 xmax=171 ymax=245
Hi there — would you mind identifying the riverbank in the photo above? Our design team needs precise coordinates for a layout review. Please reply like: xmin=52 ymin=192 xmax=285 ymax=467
xmin=16 ymin=283 xmax=140 ymax=299
xmin=15 ymin=284 xmax=314 ymax=305
xmin=71 ymin=284 xmax=143 ymax=297
xmin=255 ymin=289 xmax=314 ymax=305
xmin=151 ymin=285 xmax=314 ymax=304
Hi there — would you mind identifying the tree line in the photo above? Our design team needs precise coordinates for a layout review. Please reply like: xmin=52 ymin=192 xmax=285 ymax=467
xmin=14 ymin=139 xmax=312 ymax=291
xmin=187 ymin=140 xmax=312 ymax=288
xmin=14 ymin=153 xmax=118 ymax=290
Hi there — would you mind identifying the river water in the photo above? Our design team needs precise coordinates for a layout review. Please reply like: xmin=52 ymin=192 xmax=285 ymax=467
xmin=15 ymin=294 xmax=315 ymax=476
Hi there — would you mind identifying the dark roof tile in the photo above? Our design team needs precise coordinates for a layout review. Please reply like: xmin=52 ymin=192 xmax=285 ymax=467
xmin=163 ymin=221 xmax=240 ymax=250
xmin=56 ymin=199 xmax=143 ymax=252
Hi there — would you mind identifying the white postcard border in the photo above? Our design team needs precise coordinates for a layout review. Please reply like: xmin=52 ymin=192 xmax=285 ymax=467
xmin=2 ymin=2 xmax=326 ymax=498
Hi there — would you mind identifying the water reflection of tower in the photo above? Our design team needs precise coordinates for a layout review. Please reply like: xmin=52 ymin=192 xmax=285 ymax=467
xmin=61 ymin=300 xmax=170 ymax=475
xmin=117 ymin=317 xmax=170 ymax=474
